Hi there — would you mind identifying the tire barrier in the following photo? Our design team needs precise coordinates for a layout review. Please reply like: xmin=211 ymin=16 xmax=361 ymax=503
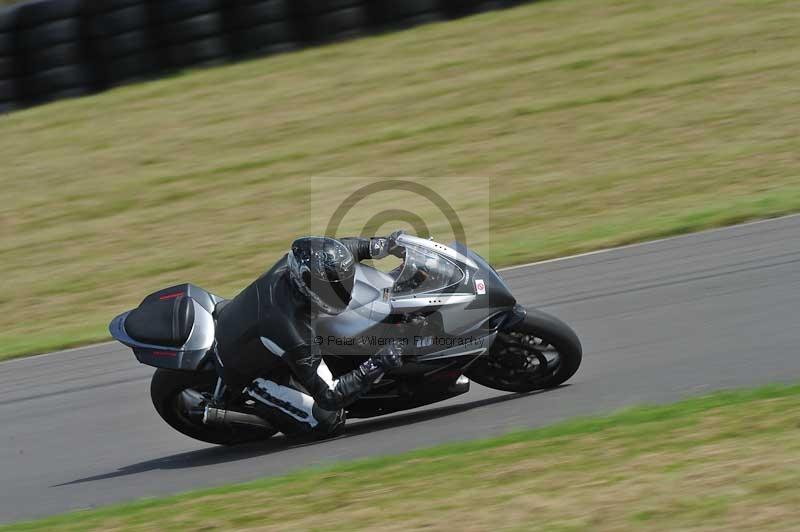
xmin=222 ymin=0 xmax=296 ymax=58
xmin=151 ymin=0 xmax=230 ymax=70
xmin=366 ymin=0 xmax=446 ymax=30
xmin=0 ymin=7 xmax=20 ymax=112
xmin=84 ymin=0 xmax=158 ymax=88
xmin=291 ymin=0 xmax=368 ymax=44
xmin=442 ymin=0 xmax=516 ymax=18
xmin=0 ymin=0 xmax=536 ymax=114
xmin=13 ymin=0 xmax=91 ymax=104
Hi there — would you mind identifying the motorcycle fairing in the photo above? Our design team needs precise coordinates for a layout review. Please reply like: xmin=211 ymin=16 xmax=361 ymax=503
xmin=312 ymin=264 xmax=393 ymax=343
xmin=317 ymin=236 xmax=516 ymax=365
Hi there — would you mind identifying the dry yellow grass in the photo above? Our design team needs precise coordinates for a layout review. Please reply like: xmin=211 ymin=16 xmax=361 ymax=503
xmin=2 ymin=0 xmax=800 ymax=359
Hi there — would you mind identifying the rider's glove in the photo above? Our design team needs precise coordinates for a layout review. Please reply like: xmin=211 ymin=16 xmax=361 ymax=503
xmin=387 ymin=230 xmax=407 ymax=258
xmin=358 ymin=339 xmax=405 ymax=382
xmin=369 ymin=230 xmax=406 ymax=259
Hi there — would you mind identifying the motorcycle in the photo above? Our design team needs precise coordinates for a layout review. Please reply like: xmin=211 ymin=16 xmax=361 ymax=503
xmin=109 ymin=234 xmax=582 ymax=445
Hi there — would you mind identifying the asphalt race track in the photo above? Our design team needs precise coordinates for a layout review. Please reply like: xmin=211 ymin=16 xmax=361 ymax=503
xmin=2 ymin=215 xmax=799 ymax=523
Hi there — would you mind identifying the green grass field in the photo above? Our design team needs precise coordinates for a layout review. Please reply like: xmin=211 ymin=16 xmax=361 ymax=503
xmin=2 ymin=0 xmax=799 ymax=360
xmin=4 ymin=383 xmax=800 ymax=531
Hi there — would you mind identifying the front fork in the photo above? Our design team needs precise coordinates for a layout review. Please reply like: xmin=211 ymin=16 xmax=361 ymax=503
xmin=501 ymin=304 xmax=527 ymax=330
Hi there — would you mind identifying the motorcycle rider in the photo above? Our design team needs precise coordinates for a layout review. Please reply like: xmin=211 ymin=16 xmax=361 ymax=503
xmin=214 ymin=232 xmax=407 ymax=438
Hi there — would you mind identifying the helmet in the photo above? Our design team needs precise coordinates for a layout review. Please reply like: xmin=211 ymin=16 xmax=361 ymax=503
xmin=287 ymin=237 xmax=356 ymax=315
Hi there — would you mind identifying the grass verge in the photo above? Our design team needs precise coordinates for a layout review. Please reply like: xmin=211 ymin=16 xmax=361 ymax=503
xmin=2 ymin=0 xmax=800 ymax=359
xmin=4 ymin=383 xmax=800 ymax=531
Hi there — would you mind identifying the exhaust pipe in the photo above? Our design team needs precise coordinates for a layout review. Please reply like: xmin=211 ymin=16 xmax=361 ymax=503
xmin=203 ymin=405 xmax=273 ymax=430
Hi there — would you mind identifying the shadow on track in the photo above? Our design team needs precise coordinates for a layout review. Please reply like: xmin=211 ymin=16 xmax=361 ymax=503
xmin=55 ymin=387 xmax=558 ymax=487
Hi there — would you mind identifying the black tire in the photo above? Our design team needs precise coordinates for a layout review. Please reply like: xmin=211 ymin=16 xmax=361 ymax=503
xmin=163 ymin=36 xmax=229 ymax=68
xmin=0 ymin=7 xmax=19 ymax=32
xmin=0 ymin=78 xmax=17 ymax=101
xmin=104 ymin=51 xmax=160 ymax=84
xmin=292 ymin=0 xmax=363 ymax=16
xmin=35 ymin=86 xmax=88 ymax=103
xmin=0 ymin=56 xmax=15 ymax=78
xmin=369 ymin=0 xmax=442 ymax=22
xmin=466 ymin=309 xmax=583 ymax=393
xmin=25 ymin=64 xmax=89 ymax=97
xmin=16 ymin=0 xmax=81 ymax=27
xmin=151 ymin=368 xmax=275 ymax=445
xmin=162 ymin=13 xmax=224 ymax=44
xmin=155 ymin=0 xmax=221 ymax=24
xmin=231 ymin=21 xmax=295 ymax=56
xmin=442 ymin=0 xmax=506 ymax=18
xmin=0 ymin=32 xmax=13 ymax=56
xmin=93 ymin=29 xmax=151 ymax=58
xmin=389 ymin=12 xmax=446 ymax=29
xmin=87 ymin=5 xmax=150 ymax=38
xmin=19 ymin=18 xmax=80 ymax=50
xmin=83 ymin=0 xmax=145 ymax=14
xmin=33 ymin=63 xmax=88 ymax=88
xmin=28 ymin=42 xmax=82 ymax=71
xmin=304 ymin=7 xmax=367 ymax=43
xmin=225 ymin=0 xmax=291 ymax=28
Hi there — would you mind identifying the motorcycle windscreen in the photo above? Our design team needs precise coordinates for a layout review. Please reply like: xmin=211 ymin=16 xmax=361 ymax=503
xmin=392 ymin=245 xmax=465 ymax=296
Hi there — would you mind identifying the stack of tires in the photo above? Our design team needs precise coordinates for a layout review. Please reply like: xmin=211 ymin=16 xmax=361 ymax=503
xmin=366 ymin=0 xmax=446 ymax=30
xmin=441 ymin=0 xmax=514 ymax=19
xmin=0 ymin=7 xmax=19 ymax=112
xmin=291 ymin=0 xmax=368 ymax=44
xmin=0 ymin=0 xmax=532 ymax=114
xmin=14 ymin=0 xmax=91 ymax=105
xmin=84 ymin=0 xmax=157 ymax=89
xmin=222 ymin=0 xmax=296 ymax=59
xmin=151 ymin=0 xmax=229 ymax=71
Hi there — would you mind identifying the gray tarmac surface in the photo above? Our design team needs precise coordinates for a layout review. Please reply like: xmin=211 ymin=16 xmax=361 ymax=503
xmin=2 ymin=215 xmax=799 ymax=523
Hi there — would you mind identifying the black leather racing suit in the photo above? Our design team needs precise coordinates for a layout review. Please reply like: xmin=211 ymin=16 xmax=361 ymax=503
xmin=215 ymin=236 xmax=394 ymax=435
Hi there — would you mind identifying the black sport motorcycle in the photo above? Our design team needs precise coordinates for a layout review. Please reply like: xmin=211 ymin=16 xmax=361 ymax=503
xmin=109 ymin=234 xmax=582 ymax=445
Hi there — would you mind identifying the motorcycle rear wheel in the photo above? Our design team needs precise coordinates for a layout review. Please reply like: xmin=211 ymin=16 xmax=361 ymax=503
xmin=466 ymin=309 xmax=582 ymax=393
xmin=150 ymin=369 xmax=276 ymax=445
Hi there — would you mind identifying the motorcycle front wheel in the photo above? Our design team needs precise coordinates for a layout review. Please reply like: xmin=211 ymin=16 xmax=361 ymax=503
xmin=150 ymin=369 xmax=276 ymax=445
xmin=466 ymin=309 xmax=582 ymax=393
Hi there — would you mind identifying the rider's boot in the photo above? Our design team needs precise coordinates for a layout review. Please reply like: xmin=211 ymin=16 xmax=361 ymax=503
xmin=245 ymin=378 xmax=346 ymax=441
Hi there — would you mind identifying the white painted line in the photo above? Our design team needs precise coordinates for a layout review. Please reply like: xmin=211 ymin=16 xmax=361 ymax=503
xmin=0 ymin=341 xmax=118 ymax=366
